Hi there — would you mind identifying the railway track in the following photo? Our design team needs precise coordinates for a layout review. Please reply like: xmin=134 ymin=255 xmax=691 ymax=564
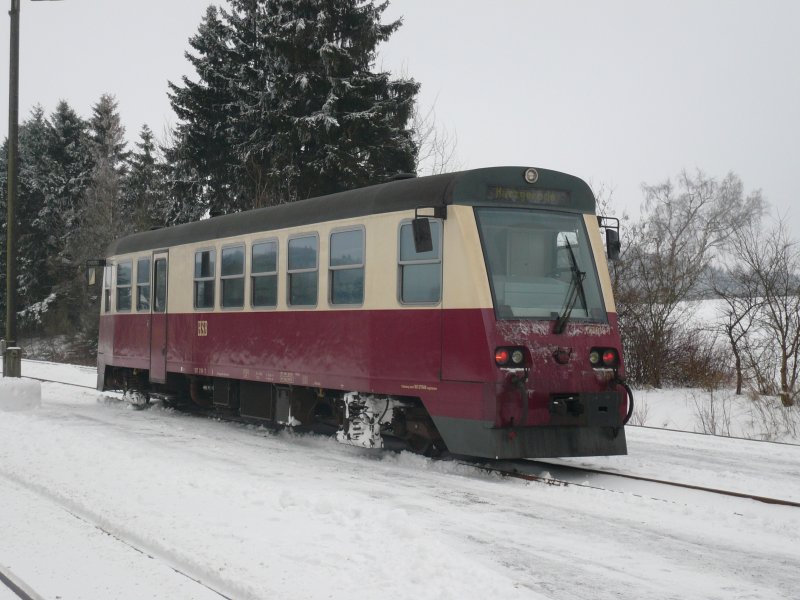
xmin=0 ymin=565 xmax=44 ymax=600
xmin=12 ymin=362 xmax=800 ymax=510
xmin=459 ymin=457 xmax=800 ymax=509
xmin=0 ymin=468 xmax=235 ymax=600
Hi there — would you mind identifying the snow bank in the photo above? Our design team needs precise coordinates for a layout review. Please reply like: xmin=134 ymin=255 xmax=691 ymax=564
xmin=0 ymin=377 xmax=42 ymax=411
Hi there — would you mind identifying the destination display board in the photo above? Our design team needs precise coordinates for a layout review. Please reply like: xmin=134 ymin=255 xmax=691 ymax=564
xmin=486 ymin=186 xmax=571 ymax=207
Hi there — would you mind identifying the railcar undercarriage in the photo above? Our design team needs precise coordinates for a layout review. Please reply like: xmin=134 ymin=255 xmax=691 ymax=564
xmin=102 ymin=367 xmax=445 ymax=454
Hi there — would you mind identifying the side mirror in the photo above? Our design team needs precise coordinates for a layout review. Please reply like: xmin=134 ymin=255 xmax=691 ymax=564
xmin=598 ymin=216 xmax=621 ymax=261
xmin=606 ymin=228 xmax=621 ymax=261
xmin=412 ymin=218 xmax=433 ymax=254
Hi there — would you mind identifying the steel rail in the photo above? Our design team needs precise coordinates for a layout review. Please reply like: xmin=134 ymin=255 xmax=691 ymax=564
xmin=0 ymin=565 xmax=45 ymax=600
xmin=464 ymin=458 xmax=800 ymax=509
xmin=61 ymin=507 xmax=235 ymax=600
xmin=0 ymin=468 xmax=235 ymax=600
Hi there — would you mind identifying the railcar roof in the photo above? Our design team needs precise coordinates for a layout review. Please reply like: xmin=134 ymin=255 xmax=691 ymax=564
xmin=105 ymin=166 xmax=595 ymax=256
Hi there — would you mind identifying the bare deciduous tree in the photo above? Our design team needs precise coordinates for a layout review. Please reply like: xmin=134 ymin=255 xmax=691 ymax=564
xmin=712 ymin=260 xmax=761 ymax=395
xmin=616 ymin=170 xmax=765 ymax=387
xmin=732 ymin=219 xmax=800 ymax=406
xmin=411 ymin=100 xmax=461 ymax=176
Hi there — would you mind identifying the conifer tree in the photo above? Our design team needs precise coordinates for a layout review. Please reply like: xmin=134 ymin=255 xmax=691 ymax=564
xmin=46 ymin=101 xmax=93 ymax=247
xmin=169 ymin=0 xmax=419 ymax=216
xmin=74 ymin=94 xmax=130 ymax=263
xmin=15 ymin=106 xmax=52 ymax=309
xmin=0 ymin=102 xmax=93 ymax=338
xmin=45 ymin=101 xmax=94 ymax=334
xmin=168 ymin=5 xmax=241 ymax=218
xmin=58 ymin=93 xmax=130 ymax=353
xmin=125 ymin=124 xmax=168 ymax=232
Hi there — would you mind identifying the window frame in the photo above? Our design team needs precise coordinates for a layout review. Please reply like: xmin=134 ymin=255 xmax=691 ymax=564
xmin=220 ymin=243 xmax=246 ymax=310
xmin=136 ymin=256 xmax=151 ymax=312
xmin=153 ymin=256 xmax=168 ymax=314
xmin=328 ymin=225 xmax=366 ymax=307
xmin=116 ymin=259 xmax=133 ymax=313
xmin=103 ymin=265 xmax=113 ymax=313
xmin=193 ymin=247 xmax=217 ymax=311
xmin=287 ymin=232 xmax=320 ymax=308
xmin=397 ymin=218 xmax=443 ymax=306
xmin=251 ymin=237 xmax=279 ymax=310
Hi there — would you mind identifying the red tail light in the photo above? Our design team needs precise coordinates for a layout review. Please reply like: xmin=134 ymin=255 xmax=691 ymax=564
xmin=495 ymin=349 xmax=510 ymax=365
xmin=495 ymin=347 xmax=527 ymax=368
xmin=602 ymin=349 xmax=619 ymax=367
xmin=589 ymin=347 xmax=620 ymax=369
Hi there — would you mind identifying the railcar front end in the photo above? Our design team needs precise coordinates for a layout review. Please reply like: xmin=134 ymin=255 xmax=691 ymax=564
xmin=418 ymin=169 xmax=628 ymax=458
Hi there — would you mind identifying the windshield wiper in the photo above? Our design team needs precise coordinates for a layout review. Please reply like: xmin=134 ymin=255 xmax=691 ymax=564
xmin=554 ymin=238 xmax=586 ymax=334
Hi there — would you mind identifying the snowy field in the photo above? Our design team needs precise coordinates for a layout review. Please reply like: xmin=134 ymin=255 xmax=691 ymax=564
xmin=2 ymin=361 xmax=800 ymax=599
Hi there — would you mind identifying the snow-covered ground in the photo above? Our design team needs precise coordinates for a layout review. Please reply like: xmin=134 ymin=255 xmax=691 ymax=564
xmin=632 ymin=386 xmax=800 ymax=443
xmin=2 ymin=361 xmax=800 ymax=599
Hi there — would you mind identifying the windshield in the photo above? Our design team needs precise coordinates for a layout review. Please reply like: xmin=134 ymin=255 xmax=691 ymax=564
xmin=475 ymin=208 xmax=606 ymax=321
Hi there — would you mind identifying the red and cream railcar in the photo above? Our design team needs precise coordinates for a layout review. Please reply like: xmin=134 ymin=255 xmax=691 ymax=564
xmin=96 ymin=167 xmax=629 ymax=458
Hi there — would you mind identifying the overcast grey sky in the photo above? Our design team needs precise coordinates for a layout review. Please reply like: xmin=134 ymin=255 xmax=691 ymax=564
xmin=1 ymin=0 xmax=798 ymax=230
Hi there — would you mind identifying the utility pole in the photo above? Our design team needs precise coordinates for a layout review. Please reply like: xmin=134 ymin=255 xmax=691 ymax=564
xmin=3 ymin=0 xmax=22 ymax=377
xmin=2 ymin=0 xmax=62 ymax=377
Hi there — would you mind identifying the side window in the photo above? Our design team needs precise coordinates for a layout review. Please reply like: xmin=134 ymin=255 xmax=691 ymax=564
xmin=252 ymin=240 xmax=278 ymax=308
xmin=399 ymin=220 xmax=442 ymax=303
xmin=194 ymin=249 xmax=216 ymax=310
xmin=154 ymin=259 xmax=167 ymax=313
xmin=221 ymin=245 xmax=245 ymax=308
xmin=116 ymin=260 xmax=132 ymax=312
xmin=103 ymin=265 xmax=112 ymax=313
xmin=288 ymin=234 xmax=318 ymax=306
xmin=136 ymin=257 xmax=151 ymax=311
xmin=330 ymin=228 xmax=364 ymax=305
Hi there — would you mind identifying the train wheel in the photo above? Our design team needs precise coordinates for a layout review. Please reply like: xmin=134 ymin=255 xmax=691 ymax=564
xmin=408 ymin=435 xmax=446 ymax=458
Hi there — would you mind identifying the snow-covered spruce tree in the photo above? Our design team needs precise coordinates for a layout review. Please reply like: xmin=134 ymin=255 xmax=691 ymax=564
xmin=14 ymin=107 xmax=53 ymax=315
xmin=45 ymin=101 xmax=94 ymax=311
xmin=167 ymin=5 xmax=241 ymax=219
xmin=73 ymin=94 xmax=130 ymax=263
xmin=66 ymin=94 xmax=129 ymax=353
xmin=124 ymin=124 xmax=169 ymax=232
xmin=46 ymin=101 xmax=93 ymax=254
xmin=0 ymin=102 xmax=94 ymax=339
xmin=168 ymin=0 xmax=419 ymax=215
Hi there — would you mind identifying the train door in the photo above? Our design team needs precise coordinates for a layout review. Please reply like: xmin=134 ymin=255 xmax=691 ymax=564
xmin=149 ymin=252 xmax=169 ymax=383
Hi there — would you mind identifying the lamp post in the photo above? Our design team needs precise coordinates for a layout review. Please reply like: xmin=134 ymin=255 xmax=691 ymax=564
xmin=4 ymin=0 xmax=62 ymax=378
